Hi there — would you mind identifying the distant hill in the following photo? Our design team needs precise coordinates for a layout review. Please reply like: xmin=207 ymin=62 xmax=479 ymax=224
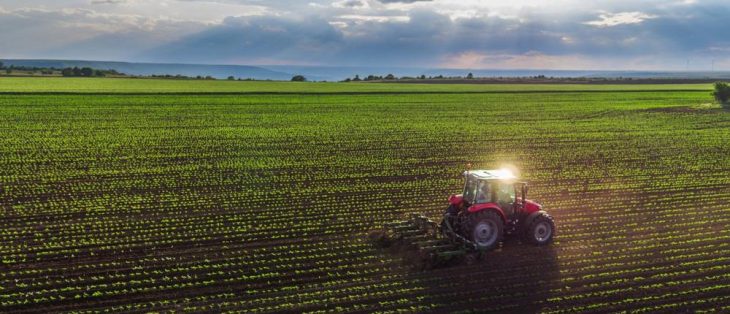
xmin=1 ymin=59 xmax=294 ymax=81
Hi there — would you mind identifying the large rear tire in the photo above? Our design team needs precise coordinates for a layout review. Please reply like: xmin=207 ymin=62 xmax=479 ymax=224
xmin=524 ymin=213 xmax=555 ymax=245
xmin=468 ymin=211 xmax=503 ymax=251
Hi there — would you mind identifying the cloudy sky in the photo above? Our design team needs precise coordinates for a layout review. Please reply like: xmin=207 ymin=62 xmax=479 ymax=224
xmin=1 ymin=0 xmax=728 ymax=70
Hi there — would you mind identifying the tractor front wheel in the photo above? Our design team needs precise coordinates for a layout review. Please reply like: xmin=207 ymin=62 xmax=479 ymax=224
xmin=468 ymin=211 xmax=503 ymax=251
xmin=525 ymin=213 xmax=555 ymax=245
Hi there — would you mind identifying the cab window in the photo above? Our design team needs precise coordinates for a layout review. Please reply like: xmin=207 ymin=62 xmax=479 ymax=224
xmin=475 ymin=181 xmax=492 ymax=203
xmin=496 ymin=183 xmax=515 ymax=204
xmin=463 ymin=177 xmax=477 ymax=203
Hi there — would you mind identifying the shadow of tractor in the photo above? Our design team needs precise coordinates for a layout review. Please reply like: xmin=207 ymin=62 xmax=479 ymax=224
xmin=406 ymin=237 xmax=561 ymax=312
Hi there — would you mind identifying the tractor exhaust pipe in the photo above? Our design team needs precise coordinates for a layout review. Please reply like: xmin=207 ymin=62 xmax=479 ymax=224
xmin=522 ymin=183 xmax=527 ymax=205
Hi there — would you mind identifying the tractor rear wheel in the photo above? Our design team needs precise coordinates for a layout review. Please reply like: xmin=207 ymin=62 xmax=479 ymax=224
xmin=468 ymin=211 xmax=503 ymax=251
xmin=524 ymin=213 xmax=555 ymax=245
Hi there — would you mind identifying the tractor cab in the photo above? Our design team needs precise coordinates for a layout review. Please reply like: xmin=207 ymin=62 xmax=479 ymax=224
xmin=463 ymin=170 xmax=519 ymax=216
xmin=452 ymin=169 xmax=536 ymax=219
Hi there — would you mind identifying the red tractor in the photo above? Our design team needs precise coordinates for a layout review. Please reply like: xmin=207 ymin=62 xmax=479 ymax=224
xmin=373 ymin=168 xmax=555 ymax=267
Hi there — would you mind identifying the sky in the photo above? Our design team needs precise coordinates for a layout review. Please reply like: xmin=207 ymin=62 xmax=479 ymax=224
xmin=0 ymin=0 xmax=729 ymax=70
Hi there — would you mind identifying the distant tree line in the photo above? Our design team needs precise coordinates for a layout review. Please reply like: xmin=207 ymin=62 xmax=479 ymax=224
xmin=0 ymin=62 xmax=262 ymax=81
xmin=0 ymin=62 xmax=126 ymax=77
xmin=60 ymin=67 xmax=121 ymax=77
xmin=339 ymin=73 xmax=582 ymax=82
xmin=338 ymin=73 xmax=704 ymax=83
xmin=341 ymin=73 xmax=478 ymax=82
xmin=148 ymin=74 xmax=268 ymax=81
xmin=149 ymin=74 xmax=216 ymax=80
xmin=0 ymin=62 xmax=56 ymax=75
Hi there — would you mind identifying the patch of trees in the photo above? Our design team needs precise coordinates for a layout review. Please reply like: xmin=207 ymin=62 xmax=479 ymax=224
xmin=291 ymin=75 xmax=307 ymax=82
xmin=714 ymin=82 xmax=729 ymax=104
xmin=61 ymin=67 xmax=120 ymax=77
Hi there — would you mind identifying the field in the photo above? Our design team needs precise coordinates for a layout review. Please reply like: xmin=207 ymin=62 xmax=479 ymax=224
xmin=1 ymin=77 xmax=729 ymax=313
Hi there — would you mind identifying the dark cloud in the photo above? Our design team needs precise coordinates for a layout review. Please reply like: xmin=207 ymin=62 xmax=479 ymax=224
xmin=339 ymin=0 xmax=366 ymax=7
xmin=141 ymin=15 xmax=343 ymax=64
xmin=377 ymin=0 xmax=432 ymax=3
xmin=90 ymin=0 xmax=126 ymax=4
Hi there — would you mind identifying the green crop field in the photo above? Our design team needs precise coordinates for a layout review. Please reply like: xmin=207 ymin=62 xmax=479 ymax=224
xmin=1 ymin=77 xmax=729 ymax=312
xmin=0 ymin=77 xmax=714 ymax=93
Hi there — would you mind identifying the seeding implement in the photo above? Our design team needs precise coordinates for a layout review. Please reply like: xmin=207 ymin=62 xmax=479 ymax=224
xmin=371 ymin=168 xmax=555 ymax=268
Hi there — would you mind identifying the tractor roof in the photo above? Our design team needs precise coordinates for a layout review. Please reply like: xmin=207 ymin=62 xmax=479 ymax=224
xmin=464 ymin=169 xmax=517 ymax=180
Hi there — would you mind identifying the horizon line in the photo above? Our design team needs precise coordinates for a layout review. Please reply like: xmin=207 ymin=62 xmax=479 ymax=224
xmin=2 ymin=58 xmax=728 ymax=74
